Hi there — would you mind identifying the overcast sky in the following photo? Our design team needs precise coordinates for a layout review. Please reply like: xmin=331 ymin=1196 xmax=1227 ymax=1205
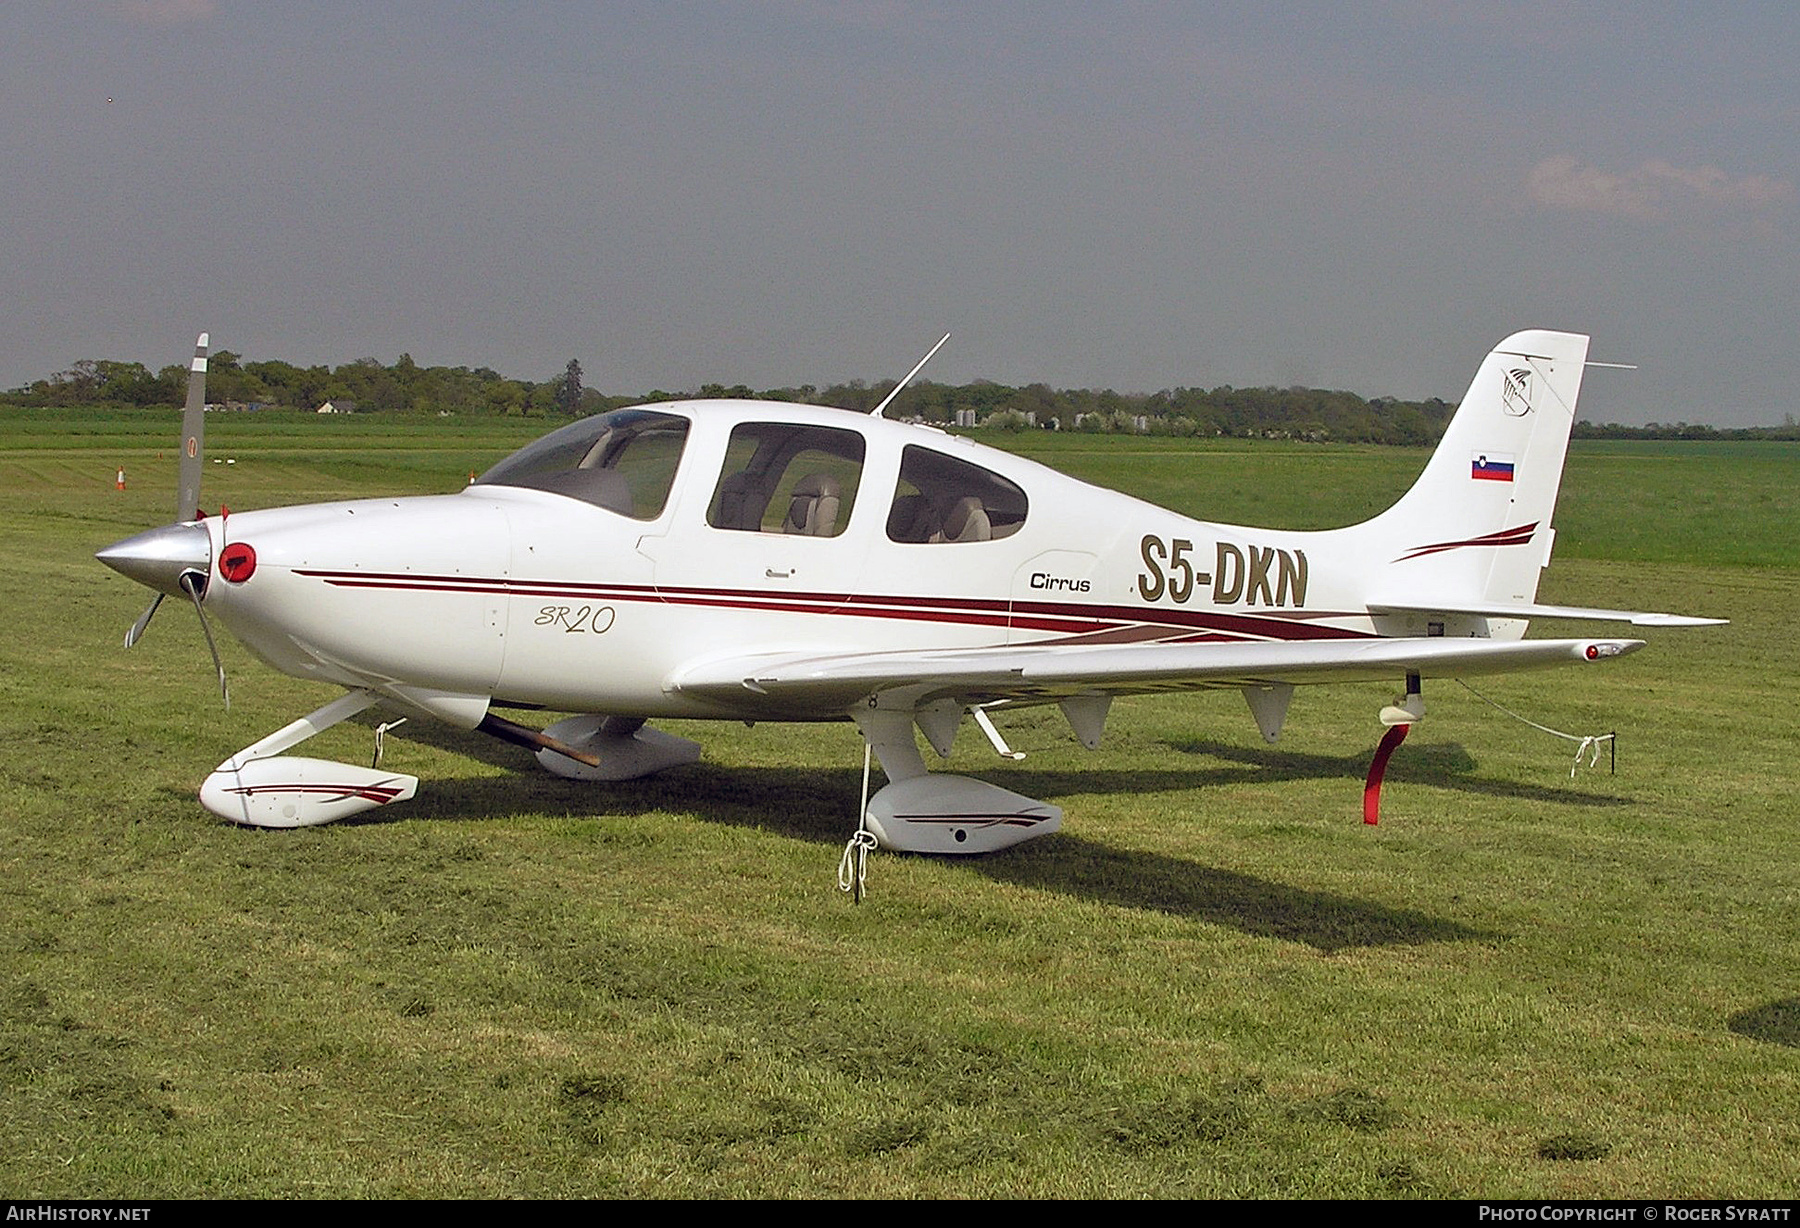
xmin=4 ymin=1 xmax=1795 ymax=425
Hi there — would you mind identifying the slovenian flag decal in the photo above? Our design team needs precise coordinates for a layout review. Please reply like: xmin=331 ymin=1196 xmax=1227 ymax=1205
xmin=1471 ymin=451 xmax=1515 ymax=482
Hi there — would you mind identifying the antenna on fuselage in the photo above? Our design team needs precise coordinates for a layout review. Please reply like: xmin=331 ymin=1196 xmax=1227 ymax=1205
xmin=869 ymin=332 xmax=950 ymax=418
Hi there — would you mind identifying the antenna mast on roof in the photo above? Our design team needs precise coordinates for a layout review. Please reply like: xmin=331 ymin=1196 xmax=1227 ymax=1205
xmin=870 ymin=332 xmax=951 ymax=418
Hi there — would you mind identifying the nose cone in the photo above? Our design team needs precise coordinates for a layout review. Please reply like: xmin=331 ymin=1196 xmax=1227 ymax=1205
xmin=96 ymin=523 xmax=211 ymax=597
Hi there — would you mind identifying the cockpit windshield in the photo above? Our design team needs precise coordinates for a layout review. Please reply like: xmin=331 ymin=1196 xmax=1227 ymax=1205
xmin=473 ymin=408 xmax=690 ymax=519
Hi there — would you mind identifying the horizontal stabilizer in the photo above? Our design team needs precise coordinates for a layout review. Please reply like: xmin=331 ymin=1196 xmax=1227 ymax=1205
xmin=1369 ymin=600 xmax=1726 ymax=627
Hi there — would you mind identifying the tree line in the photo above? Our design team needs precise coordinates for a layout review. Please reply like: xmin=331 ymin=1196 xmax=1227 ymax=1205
xmin=6 ymin=350 xmax=1792 ymax=443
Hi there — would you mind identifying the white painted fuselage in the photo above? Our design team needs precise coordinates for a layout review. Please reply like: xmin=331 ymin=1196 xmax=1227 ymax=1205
xmin=198 ymin=402 xmax=1386 ymax=723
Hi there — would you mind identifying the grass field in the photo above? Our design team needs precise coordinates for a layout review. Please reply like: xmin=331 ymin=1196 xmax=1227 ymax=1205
xmin=2 ymin=410 xmax=1794 ymax=1198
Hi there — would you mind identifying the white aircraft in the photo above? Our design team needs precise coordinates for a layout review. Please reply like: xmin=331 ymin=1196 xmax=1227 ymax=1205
xmin=98 ymin=330 xmax=1721 ymax=852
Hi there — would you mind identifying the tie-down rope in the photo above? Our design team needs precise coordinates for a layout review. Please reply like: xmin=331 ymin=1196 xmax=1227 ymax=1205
xmin=1454 ymin=680 xmax=1614 ymax=777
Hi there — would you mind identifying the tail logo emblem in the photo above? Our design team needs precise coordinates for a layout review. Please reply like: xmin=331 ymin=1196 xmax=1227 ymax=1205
xmin=1502 ymin=367 xmax=1534 ymax=416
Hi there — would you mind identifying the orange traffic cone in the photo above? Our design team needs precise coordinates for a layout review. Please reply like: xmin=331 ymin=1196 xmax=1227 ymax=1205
xmin=116 ymin=467 xmax=126 ymax=491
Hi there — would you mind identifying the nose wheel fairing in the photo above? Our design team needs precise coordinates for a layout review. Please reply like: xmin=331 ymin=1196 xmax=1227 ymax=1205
xmin=201 ymin=755 xmax=419 ymax=828
xmin=197 ymin=690 xmax=420 ymax=828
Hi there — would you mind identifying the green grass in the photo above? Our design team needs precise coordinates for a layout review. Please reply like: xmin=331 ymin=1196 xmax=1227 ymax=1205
xmin=1 ymin=409 xmax=1794 ymax=1197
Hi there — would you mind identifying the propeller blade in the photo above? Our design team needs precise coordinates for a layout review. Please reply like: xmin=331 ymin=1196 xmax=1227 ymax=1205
xmin=176 ymin=332 xmax=208 ymax=523
xmin=123 ymin=593 xmax=164 ymax=649
xmin=179 ymin=571 xmax=229 ymax=710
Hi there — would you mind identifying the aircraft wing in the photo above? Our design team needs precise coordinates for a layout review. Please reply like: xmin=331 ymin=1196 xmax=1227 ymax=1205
xmin=670 ymin=635 xmax=1645 ymax=714
xmin=1368 ymin=600 xmax=1726 ymax=627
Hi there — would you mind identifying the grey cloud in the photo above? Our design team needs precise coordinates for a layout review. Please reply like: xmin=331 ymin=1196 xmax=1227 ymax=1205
xmin=1528 ymin=155 xmax=1794 ymax=221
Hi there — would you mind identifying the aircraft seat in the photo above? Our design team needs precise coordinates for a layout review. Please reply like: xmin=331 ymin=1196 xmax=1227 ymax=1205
xmin=715 ymin=471 xmax=772 ymax=531
xmin=886 ymin=493 xmax=937 ymax=542
xmin=936 ymin=496 xmax=991 ymax=543
xmin=782 ymin=474 xmax=841 ymax=536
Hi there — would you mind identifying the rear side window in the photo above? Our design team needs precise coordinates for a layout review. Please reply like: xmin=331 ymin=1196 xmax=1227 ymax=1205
xmin=886 ymin=445 xmax=1027 ymax=543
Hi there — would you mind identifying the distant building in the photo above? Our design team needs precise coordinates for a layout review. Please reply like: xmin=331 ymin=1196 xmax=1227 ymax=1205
xmin=316 ymin=399 xmax=358 ymax=414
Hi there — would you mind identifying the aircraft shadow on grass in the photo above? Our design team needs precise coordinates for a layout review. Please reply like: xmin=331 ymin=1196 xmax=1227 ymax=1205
xmin=1727 ymin=998 xmax=1800 ymax=1048
xmin=320 ymin=717 xmax=1509 ymax=952
xmin=973 ymin=835 xmax=1493 ymax=952
xmin=1162 ymin=736 xmax=1636 ymax=809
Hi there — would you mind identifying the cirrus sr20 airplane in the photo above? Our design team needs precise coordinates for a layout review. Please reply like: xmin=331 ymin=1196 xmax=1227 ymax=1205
xmin=97 ymin=330 xmax=1721 ymax=852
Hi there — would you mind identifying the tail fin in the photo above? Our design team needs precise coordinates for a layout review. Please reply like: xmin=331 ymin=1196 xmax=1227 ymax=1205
xmin=1355 ymin=329 xmax=1589 ymax=609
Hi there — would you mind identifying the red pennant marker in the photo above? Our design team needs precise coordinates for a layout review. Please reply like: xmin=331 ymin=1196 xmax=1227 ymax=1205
xmin=1363 ymin=723 xmax=1409 ymax=825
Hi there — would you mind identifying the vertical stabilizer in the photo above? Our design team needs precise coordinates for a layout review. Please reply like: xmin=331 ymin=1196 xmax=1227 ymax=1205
xmin=1356 ymin=330 xmax=1589 ymax=612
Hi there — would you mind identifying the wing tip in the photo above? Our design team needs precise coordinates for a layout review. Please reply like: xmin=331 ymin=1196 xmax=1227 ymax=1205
xmin=1629 ymin=613 xmax=1729 ymax=627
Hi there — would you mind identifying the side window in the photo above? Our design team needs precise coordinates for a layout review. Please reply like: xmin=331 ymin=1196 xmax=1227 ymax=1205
xmin=886 ymin=445 xmax=1028 ymax=543
xmin=706 ymin=422 xmax=866 ymax=537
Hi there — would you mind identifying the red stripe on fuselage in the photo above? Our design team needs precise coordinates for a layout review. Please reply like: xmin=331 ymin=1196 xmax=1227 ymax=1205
xmin=290 ymin=569 xmax=1375 ymax=643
